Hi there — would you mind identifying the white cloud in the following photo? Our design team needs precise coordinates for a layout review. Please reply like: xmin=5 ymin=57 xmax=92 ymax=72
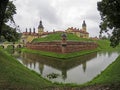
xmin=13 ymin=0 xmax=101 ymax=37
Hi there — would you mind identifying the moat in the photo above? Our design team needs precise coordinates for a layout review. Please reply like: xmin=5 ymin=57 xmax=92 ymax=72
xmin=12 ymin=50 xmax=119 ymax=84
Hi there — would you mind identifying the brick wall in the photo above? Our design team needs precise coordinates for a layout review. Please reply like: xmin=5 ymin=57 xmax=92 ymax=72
xmin=26 ymin=41 xmax=98 ymax=53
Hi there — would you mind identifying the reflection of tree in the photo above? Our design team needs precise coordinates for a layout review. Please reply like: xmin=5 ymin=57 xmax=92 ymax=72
xmin=62 ymin=69 xmax=67 ymax=80
xmin=108 ymin=51 xmax=112 ymax=57
xmin=39 ymin=63 xmax=44 ymax=75
xmin=98 ymin=51 xmax=113 ymax=57
xmin=8 ymin=49 xmax=21 ymax=58
xmin=82 ymin=62 xmax=86 ymax=72
xmin=20 ymin=52 xmax=97 ymax=80
xmin=21 ymin=52 xmax=34 ymax=67
xmin=29 ymin=62 xmax=32 ymax=68
xmin=33 ymin=61 xmax=36 ymax=69
xmin=7 ymin=49 xmax=14 ymax=54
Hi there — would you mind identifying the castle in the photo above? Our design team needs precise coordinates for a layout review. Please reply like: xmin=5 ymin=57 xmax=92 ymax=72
xmin=21 ymin=20 xmax=46 ymax=44
xmin=21 ymin=20 xmax=89 ymax=44
xmin=66 ymin=20 xmax=89 ymax=38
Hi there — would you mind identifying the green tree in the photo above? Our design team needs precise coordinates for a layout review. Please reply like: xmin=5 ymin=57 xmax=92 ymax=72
xmin=4 ymin=1 xmax=16 ymax=23
xmin=97 ymin=0 xmax=120 ymax=47
xmin=0 ymin=0 xmax=9 ymax=32
xmin=1 ymin=24 xmax=20 ymax=42
xmin=0 ymin=1 xmax=20 ymax=42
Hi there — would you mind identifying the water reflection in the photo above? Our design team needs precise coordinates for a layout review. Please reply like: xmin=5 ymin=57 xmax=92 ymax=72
xmin=20 ymin=52 xmax=97 ymax=79
xmin=13 ymin=51 xmax=119 ymax=84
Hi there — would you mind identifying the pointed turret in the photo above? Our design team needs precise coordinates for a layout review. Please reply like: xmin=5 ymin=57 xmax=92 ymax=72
xmin=82 ymin=20 xmax=86 ymax=27
xmin=38 ymin=20 xmax=44 ymax=29
xmin=82 ymin=20 xmax=87 ymax=32
xmin=38 ymin=20 xmax=44 ymax=36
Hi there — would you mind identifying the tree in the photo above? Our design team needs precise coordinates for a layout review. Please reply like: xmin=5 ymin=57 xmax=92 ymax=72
xmin=1 ymin=24 xmax=20 ymax=42
xmin=0 ymin=0 xmax=9 ymax=33
xmin=0 ymin=1 xmax=20 ymax=42
xmin=97 ymin=0 xmax=120 ymax=47
xmin=4 ymin=1 xmax=16 ymax=23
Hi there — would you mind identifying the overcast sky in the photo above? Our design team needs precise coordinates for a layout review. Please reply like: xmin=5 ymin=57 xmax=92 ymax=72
xmin=13 ymin=0 xmax=101 ymax=37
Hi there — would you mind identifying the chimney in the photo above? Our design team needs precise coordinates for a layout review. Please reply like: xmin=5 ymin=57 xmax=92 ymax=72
xmin=26 ymin=28 xmax=28 ymax=32
xmin=29 ymin=28 xmax=31 ymax=34
xmin=33 ymin=28 xmax=35 ymax=33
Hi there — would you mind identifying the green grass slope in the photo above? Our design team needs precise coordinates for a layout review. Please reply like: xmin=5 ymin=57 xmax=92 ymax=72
xmin=95 ymin=39 xmax=120 ymax=51
xmin=1 ymin=38 xmax=120 ymax=89
xmin=0 ymin=49 xmax=55 ymax=89
xmin=95 ymin=40 xmax=111 ymax=50
xmin=28 ymin=32 xmax=120 ymax=59
xmin=32 ymin=32 xmax=92 ymax=42
xmin=32 ymin=32 xmax=119 ymax=51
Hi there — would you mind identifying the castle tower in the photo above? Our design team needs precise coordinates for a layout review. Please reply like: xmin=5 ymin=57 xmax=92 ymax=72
xmin=82 ymin=20 xmax=87 ymax=32
xmin=38 ymin=20 xmax=44 ymax=36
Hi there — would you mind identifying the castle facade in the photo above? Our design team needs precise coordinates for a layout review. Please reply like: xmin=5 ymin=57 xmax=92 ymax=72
xmin=21 ymin=20 xmax=89 ymax=44
xmin=66 ymin=21 xmax=89 ymax=38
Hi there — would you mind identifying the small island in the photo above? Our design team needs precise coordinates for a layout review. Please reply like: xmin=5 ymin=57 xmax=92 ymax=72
xmin=20 ymin=20 xmax=98 ymax=58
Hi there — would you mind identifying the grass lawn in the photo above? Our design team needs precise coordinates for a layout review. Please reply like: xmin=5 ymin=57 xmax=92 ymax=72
xmin=1 ymin=48 xmax=120 ymax=89
xmin=1 ymin=31 xmax=120 ymax=89
xmin=32 ymin=32 xmax=93 ymax=42
xmin=0 ymin=49 xmax=56 ymax=89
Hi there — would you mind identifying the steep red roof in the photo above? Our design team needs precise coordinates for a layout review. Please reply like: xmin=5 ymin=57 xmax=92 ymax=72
xmin=23 ymin=32 xmax=39 ymax=36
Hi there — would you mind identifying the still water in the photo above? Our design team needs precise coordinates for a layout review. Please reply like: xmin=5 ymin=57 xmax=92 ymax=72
xmin=12 ymin=50 xmax=119 ymax=84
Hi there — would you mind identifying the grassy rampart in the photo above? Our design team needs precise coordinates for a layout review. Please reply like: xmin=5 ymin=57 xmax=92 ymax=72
xmin=0 ymin=49 xmax=56 ymax=89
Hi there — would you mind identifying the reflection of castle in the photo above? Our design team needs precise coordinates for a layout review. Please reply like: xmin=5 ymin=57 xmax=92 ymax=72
xmin=20 ymin=52 xmax=97 ymax=80
xmin=21 ymin=20 xmax=89 ymax=44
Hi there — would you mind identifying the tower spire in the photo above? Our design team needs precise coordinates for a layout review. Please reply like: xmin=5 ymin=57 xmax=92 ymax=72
xmin=82 ymin=20 xmax=87 ymax=32
xmin=82 ymin=20 xmax=86 ymax=27
xmin=38 ymin=20 xmax=44 ymax=36
xmin=38 ymin=20 xmax=44 ymax=29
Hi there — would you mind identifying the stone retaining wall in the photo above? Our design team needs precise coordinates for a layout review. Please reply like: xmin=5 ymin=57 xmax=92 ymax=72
xmin=26 ymin=41 xmax=98 ymax=53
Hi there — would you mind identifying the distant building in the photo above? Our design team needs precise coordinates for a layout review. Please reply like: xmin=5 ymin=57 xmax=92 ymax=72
xmin=21 ymin=20 xmax=89 ymax=44
xmin=66 ymin=20 xmax=89 ymax=38
xmin=21 ymin=28 xmax=37 ymax=44
xmin=21 ymin=20 xmax=47 ymax=44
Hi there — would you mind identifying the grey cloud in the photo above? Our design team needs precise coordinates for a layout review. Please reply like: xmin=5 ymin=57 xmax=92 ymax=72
xmin=88 ymin=26 xmax=100 ymax=37
xmin=25 ymin=0 xmax=61 ymax=25
xmin=14 ymin=0 xmax=101 ymax=37
xmin=85 ymin=9 xmax=101 ymax=23
xmin=38 ymin=6 xmax=60 ymax=25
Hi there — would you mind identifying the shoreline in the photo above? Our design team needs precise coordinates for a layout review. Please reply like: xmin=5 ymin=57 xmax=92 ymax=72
xmin=21 ymin=48 xmax=100 ymax=59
